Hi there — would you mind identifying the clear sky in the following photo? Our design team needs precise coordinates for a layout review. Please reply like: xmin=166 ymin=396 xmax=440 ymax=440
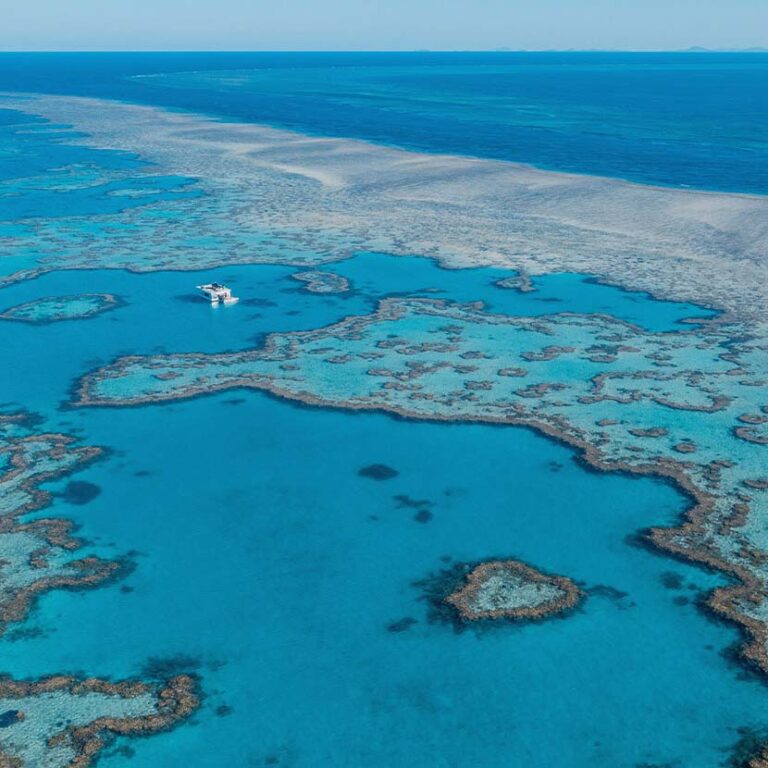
xmin=3 ymin=0 xmax=768 ymax=52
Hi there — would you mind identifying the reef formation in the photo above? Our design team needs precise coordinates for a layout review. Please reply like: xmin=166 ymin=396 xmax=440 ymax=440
xmin=0 ymin=674 xmax=198 ymax=768
xmin=0 ymin=412 xmax=119 ymax=632
xmin=0 ymin=294 xmax=121 ymax=325
xmin=71 ymin=297 xmax=768 ymax=682
xmin=495 ymin=273 xmax=536 ymax=293
xmin=1 ymin=95 xmax=767 ymax=323
xmin=445 ymin=559 xmax=582 ymax=621
xmin=3 ymin=93 xmax=768 ymax=764
xmin=291 ymin=270 xmax=350 ymax=294
xmin=0 ymin=412 xmax=200 ymax=765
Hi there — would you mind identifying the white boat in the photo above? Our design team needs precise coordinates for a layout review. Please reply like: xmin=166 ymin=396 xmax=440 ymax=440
xmin=197 ymin=282 xmax=239 ymax=305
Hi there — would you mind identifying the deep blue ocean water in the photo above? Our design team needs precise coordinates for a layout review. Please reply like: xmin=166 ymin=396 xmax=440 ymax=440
xmin=0 ymin=54 xmax=766 ymax=766
xmin=0 ymin=51 xmax=767 ymax=192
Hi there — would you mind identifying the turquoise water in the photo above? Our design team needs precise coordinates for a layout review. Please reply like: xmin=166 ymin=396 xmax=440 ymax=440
xmin=1 ymin=268 xmax=765 ymax=767
xmin=0 ymin=56 xmax=766 ymax=767
xmin=16 ymin=395 xmax=768 ymax=767
xmin=0 ymin=107 xmax=198 ymax=221
xmin=0 ymin=253 xmax=717 ymax=416
xmin=0 ymin=253 xmax=763 ymax=767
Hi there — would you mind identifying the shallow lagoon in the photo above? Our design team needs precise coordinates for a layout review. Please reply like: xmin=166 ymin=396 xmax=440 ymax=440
xmin=12 ymin=389 xmax=768 ymax=768
xmin=0 ymin=107 xmax=197 ymax=221
xmin=0 ymin=252 xmax=764 ymax=767
xmin=0 ymin=250 xmax=715 ymax=413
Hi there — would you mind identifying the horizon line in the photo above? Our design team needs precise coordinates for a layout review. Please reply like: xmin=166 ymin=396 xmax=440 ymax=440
xmin=1 ymin=47 xmax=768 ymax=55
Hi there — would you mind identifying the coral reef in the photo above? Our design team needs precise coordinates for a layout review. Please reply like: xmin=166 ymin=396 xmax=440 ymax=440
xmin=0 ymin=673 xmax=198 ymax=768
xmin=2 ymin=95 xmax=768 ymax=323
xmin=0 ymin=414 xmax=200 ymax=764
xmin=0 ymin=294 xmax=121 ymax=325
xmin=0 ymin=414 xmax=120 ymax=633
xmin=70 ymin=297 xmax=768 ymax=675
xmin=495 ymin=273 xmax=536 ymax=293
xmin=3 ymin=93 xmax=768 ymax=763
xmin=291 ymin=270 xmax=350 ymax=294
xmin=445 ymin=559 xmax=582 ymax=621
